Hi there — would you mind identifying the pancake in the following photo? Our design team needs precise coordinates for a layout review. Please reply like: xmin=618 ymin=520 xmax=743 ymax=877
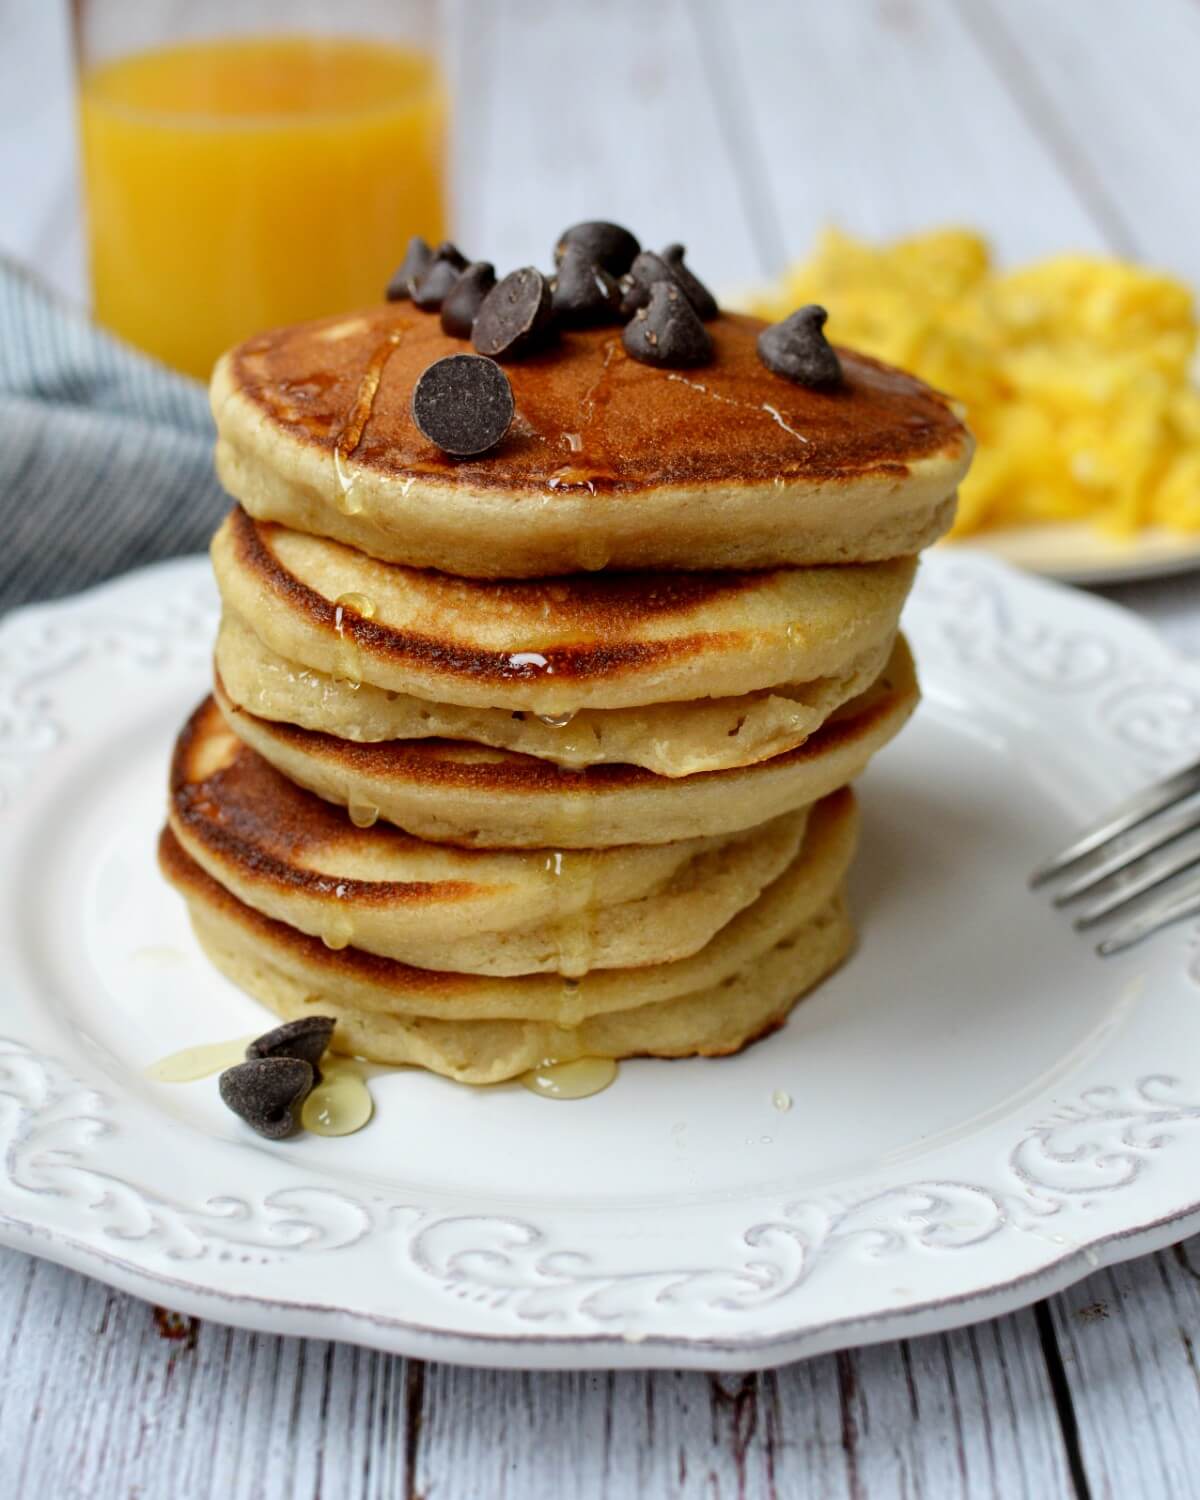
xmin=212 ymin=635 xmax=917 ymax=848
xmin=215 ymin=610 xmax=896 ymax=777
xmin=159 ymin=792 xmax=858 ymax=1083
xmin=211 ymin=306 xmax=972 ymax=578
xmin=212 ymin=506 xmax=917 ymax=714
xmin=168 ymin=696 xmax=811 ymax=975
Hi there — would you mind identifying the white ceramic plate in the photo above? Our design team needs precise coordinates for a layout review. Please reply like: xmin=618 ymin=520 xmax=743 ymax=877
xmin=2 ymin=550 xmax=1200 ymax=1372
xmin=954 ymin=522 xmax=1200 ymax=586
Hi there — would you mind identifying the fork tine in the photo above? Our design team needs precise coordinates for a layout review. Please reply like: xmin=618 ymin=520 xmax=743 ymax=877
xmin=1073 ymin=838 xmax=1200 ymax=928
xmin=1029 ymin=757 xmax=1200 ymax=886
xmin=1096 ymin=869 xmax=1200 ymax=956
xmin=1050 ymin=801 xmax=1200 ymax=906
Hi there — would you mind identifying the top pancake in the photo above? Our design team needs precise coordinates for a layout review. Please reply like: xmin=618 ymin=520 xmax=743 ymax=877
xmin=212 ymin=306 xmax=972 ymax=577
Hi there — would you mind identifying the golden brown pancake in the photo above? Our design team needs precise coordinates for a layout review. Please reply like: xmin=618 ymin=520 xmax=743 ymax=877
xmin=212 ymin=635 xmax=917 ymax=847
xmin=159 ymin=790 xmax=858 ymax=1082
xmin=211 ymin=505 xmax=915 ymax=713
xmin=168 ymin=696 xmax=811 ymax=975
xmin=215 ymin=608 xmax=894 ymax=777
xmin=212 ymin=306 xmax=972 ymax=577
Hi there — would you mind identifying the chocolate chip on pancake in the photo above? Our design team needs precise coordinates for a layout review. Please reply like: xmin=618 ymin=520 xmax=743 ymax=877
xmin=218 ymin=1056 xmax=314 ymax=1138
xmin=622 ymin=281 xmax=713 ymax=368
xmin=440 ymin=261 xmax=496 ymax=338
xmin=554 ymin=220 xmax=640 ymax=277
xmin=386 ymin=237 xmax=434 ymax=302
xmin=758 ymin=305 xmax=844 ymax=388
xmin=473 ymin=267 xmax=554 ymax=359
xmin=619 ymin=246 xmax=717 ymax=320
xmin=551 ymin=245 xmax=623 ymax=326
xmin=661 ymin=243 xmax=718 ymax=320
xmin=411 ymin=352 xmax=515 ymax=455
xmin=385 ymin=236 xmax=434 ymax=302
xmin=411 ymin=242 xmax=470 ymax=310
xmin=213 ymin=306 xmax=972 ymax=575
xmin=617 ymin=250 xmax=673 ymax=318
xmin=246 ymin=1016 xmax=336 ymax=1081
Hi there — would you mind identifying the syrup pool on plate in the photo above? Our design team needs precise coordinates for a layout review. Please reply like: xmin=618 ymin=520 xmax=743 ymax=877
xmin=301 ymin=1059 xmax=374 ymax=1136
xmin=147 ymin=1036 xmax=375 ymax=1137
xmin=145 ymin=1034 xmax=258 ymax=1083
xmin=519 ymin=1057 xmax=618 ymax=1100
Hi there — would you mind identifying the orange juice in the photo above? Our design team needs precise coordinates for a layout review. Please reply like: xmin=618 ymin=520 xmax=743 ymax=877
xmin=79 ymin=35 xmax=447 ymax=378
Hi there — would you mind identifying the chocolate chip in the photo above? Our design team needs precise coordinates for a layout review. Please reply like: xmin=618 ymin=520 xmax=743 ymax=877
xmin=440 ymin=261 xmax=496 ymax=338
xmin=411 ymin=242 xmax=470 ymax=311
xmin=619 ymin=247 xmax=717 ymax=321
xmin=219 ymin=1057 xmax=314 ymax=1139
xmin=412 ymin=353 xmax=515 ymax=455
xmin=618 ymin=251 xmax=674 ymax=318
xmin=472 ymin=267 xmax=554 ymax=359
xmin=554 ymin=221 xmax=641 ymax=277
xmin=622 ymin=281 xmax=713 ymax=368
xmin=661 ymin=243 xmax=718 ymax=320
xmin=757 ymin=304 xmax=843 ymax=388
xmin=551 ymin=245 xmax=623 ymax=326
xmin=386 ymin=236 xmax=433 ymax=301
xmin=246 ymin=1016 xmax=336 ymax=1082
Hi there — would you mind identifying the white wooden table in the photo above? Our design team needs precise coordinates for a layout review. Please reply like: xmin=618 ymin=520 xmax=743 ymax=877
xmin=2 ymin=2 xmax=1200 ymax=1494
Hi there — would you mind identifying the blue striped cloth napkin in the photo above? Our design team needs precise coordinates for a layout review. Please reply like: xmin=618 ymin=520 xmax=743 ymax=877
xmin=0 ymin=257 xmax=227 ymax=612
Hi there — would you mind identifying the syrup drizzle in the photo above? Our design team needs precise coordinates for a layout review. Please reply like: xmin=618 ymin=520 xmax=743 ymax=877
xmin=321 ymin=910 xmax=354 ymax=950
xmin=546 ymin=464 xmax=616 ymax=495
xmin=666 ymin=373 xmax=810 ymax=443
xmin=348 ymin=799 xmax=380 ymax=829
xmin=540 ymin=776 xmax=601 ymax=1042
xmin=333 ymin=328 xmax=407 ymax=514
xmin=331 ymin=592 xmax=376 ymax=689
xmin=544 ymin=339 xmax=622 ymax=496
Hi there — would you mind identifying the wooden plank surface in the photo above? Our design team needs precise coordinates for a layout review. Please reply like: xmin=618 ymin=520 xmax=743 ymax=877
xmin=1049 ymin=1242 xmax=1200 ymax=1500
xmin=962 ymin=0 xmax=1200 ymax=284
xmin=0 ymin=1248 xmax=1079 ymax=1500
xmin=451 ymin=0 xmax=763 ymax=286
xmin=2 ymin=1 xmax=1200 ymax=1496
xmin=708 ymin=0 xmax=1111 ymax=272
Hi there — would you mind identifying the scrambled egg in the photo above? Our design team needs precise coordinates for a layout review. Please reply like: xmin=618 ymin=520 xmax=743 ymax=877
xmin=749 ymin=228 xmax=1200 ymax=537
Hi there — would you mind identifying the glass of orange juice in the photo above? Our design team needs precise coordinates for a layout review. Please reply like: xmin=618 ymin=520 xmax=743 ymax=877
xmin=75 ymin=0 xmax=448 ymax=379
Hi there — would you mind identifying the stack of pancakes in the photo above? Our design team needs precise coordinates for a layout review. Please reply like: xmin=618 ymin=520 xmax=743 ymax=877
xmin=160 ymin=308 xmax=971 ymax=1085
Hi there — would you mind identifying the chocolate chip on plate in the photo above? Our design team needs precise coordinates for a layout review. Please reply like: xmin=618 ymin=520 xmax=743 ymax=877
xmin=411 ymin=242 xmax=470 ymax=311
xmin=622 ymin=281 xmax=713 ymax=368
xmin=757 ymin=304 xmax=843 ymax=388
xmin=440 ymin=261 xmax=497 ymax=338
xmin=472 ymin=267 xmax=554 ymax=359
xmin=412 ymin=352 xmax=515 ymax=455
xmin=385 ymin=236 xmax=434 ymax=301
xmin=551 ymin=244 xmax=623 ymax=326
xmin=660 ymin=243 xmax=718 ymax=320
xmin=219 ymin=1057 xmax=314 ymax=1140
xmin=553 ymin=221 xmax=641 ymax=277
xmin=246 ymin=1016 xmax=337 ymax=1081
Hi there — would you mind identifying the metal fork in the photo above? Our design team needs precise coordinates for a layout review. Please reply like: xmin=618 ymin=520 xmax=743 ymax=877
xmin=1030 ymin=758 xmax=1200 ymax=956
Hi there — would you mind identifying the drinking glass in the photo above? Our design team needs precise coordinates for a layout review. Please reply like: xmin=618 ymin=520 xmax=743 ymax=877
xmin=74 ymin=0 xmax=447 ymax=378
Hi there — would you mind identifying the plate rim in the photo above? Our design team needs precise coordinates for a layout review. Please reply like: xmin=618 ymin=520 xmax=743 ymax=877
xmin=2 ymin=549 xmax=1200 ymax=1371
xmin=956 ymin=520 xmax=1200 ymax=586
xmin=3 ymin=1187 xmax=1198 ymax=1372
